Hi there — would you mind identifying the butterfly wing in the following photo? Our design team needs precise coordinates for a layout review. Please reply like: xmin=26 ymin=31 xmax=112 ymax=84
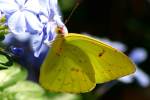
xmin=65 ymin=33 xmax=135 ymax=83
xmin=39 ymin=38 xmax=96 ymax=93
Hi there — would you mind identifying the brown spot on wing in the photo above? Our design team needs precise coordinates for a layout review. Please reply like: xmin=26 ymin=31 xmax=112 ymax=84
xmin=98 ymin=50 xmax=105 ymax=57
xmin=56 ymin=52 xmax=61 ymax=56
xmin=71 ymin=68 xmax=80 ymax=72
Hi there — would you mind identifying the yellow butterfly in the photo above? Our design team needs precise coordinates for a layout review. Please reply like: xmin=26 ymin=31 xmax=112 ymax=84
xmin=39 ymin=26 xmax=135 ymax=93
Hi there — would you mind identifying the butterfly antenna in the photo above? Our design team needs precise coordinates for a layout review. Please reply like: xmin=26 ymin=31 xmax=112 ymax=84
xmin=64 ymin=1 xmax=81 ymax=24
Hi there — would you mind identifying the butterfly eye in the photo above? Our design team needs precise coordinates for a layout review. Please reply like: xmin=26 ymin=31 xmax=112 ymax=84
xmin=55 ymin=26 xmax=64 ymax=34
xmin=0 ymin=50 xmax=13 ymax=69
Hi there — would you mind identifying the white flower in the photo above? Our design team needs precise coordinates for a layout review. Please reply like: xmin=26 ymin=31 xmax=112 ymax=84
xmin=0 ymin=0 xmax=43 ymax=41
xmin=31 ymin=0 xmax=68 ymax=57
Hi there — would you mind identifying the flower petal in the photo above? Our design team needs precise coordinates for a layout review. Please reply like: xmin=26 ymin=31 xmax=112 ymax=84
xmin=15 ymin=0 xmax=26 ymax=7
xmin=14 ymin=32 xmax=30 ymax=41
xmin=8 ymin=11 xmax=30 ymax=41
xmin=39 ymin=14 xmax=48 ymax=24
xmin=43 ymin=22 xmax=56 ymax=44
xmin=30 ymin=34 xmax=43 ymax=52
xmin=24 ymin=11 xmax=43 ymax=33
xmin=24 ymin=0 xmax=41 ymax=14
xmin=38 ymin=0 xmax=49 ymax=8
xmin=8 ymin=11 xmax=26 ymax=34
xmin=38 ymin=0 xmax=59 ymax=17
xmin=30 ymin=33 xmax=48 ymax=57
xmin=34 ymin=43 xmax=48 ymax=57
xmin=135 ymin=68 xmax=150 ymax=87
xmin=49 ymin=0 xmax=58 ymax=11
xmin=0 ymin=0 xmax=18 ymax=14
xmin=129 ymin=48 xmax=148 ymax=64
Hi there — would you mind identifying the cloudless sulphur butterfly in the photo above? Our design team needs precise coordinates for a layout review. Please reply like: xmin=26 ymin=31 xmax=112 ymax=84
xmin=39 ymin=26 xmax=135 ymax=93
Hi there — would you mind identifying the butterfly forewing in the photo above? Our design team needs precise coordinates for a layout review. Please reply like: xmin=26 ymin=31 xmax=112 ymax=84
xmin=65 ymin=33 xmax=135 ymax=83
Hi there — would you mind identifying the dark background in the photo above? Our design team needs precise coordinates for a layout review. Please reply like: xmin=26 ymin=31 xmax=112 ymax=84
xmin=59 ymin=0 xmax=150 ymax=100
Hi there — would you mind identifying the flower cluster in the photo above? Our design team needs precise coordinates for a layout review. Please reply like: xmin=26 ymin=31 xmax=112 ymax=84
xmin=0 ymin=0 xmax=67 ymax=57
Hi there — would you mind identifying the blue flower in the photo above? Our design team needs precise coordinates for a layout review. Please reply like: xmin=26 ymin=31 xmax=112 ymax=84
xmin=30 ymin=0 xmax=68 ymax=57
xmin=1 ymin=0 xmax=68 ymax=57
xmin=129 ymin=48 xmax=148 ymax=64
xmin=0 ymin=0 xmax=43 ymax=41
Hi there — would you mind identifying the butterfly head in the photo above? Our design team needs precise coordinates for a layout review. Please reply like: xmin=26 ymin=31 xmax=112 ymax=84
xmin=55 ymin=26 xmax=68 ymax=37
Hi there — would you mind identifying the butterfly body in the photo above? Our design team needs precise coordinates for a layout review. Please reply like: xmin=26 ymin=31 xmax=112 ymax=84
xmin=39 ymin=27 xmax=135 ymax=93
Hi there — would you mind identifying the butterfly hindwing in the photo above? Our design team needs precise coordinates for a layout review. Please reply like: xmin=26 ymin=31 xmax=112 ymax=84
xmin=39 ymin=38 xmax=96 ymax=93
xmin=65 ymin=33 xmax=135 ymax=83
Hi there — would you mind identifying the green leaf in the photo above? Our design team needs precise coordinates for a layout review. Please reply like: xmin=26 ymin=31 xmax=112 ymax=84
xmin=0 ymin=50 xmax=13 ymax=69
xmin=0 ymin=53 xmax=8 ymax=65
xmin=0 ymin=63 xmax=27 ymax=89
xmin=2 ymin=81 xmax=48 ymax=100
xmin=0 ymin=16 xmax=6 ymax=23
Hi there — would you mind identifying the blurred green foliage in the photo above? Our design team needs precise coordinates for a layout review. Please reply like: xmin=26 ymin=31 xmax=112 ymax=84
xmin=59 ymin=0 xmax=75 ymax=12
xmin=0 ymin=61 xmax=82 ymax=100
